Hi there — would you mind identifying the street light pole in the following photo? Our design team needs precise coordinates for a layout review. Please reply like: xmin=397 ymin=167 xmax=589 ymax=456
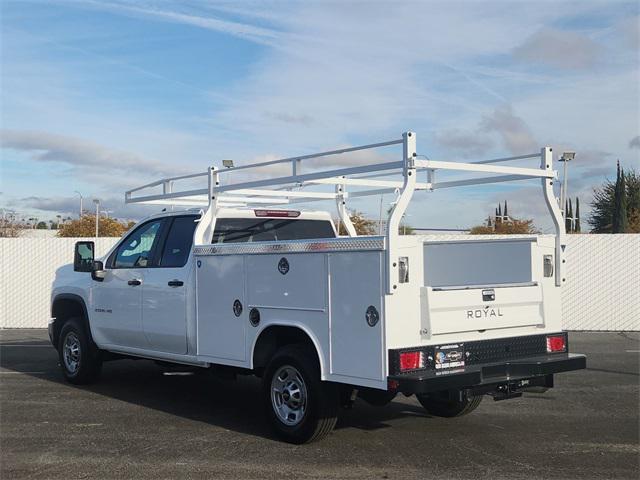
xmin=558 ymin=152 xmax=576 ymax=219
xmin=93 ymin=199 xmax=100 ymax=238
xmin=74 ymin=191 xmax=83 ymax=218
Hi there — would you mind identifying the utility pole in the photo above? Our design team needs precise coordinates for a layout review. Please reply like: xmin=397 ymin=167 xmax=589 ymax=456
xmin=74 ymin=191 xmax=83 ymax=218
xmin=93 ymin=199 xmax=100 ymax=238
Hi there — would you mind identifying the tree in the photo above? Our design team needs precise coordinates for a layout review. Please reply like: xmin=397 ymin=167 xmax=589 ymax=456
xmin=36 ymin=221 xmax=48 ymax=230
xmin=613 ymin=163 xmax=628 ymax=233
xmin=470 ymin=218 xmax=538 ymax=235
xmin=590 ymin=166 xmax=639 ymax=233
xmin=399 ymin=223 xmax=414 ymax=235
xmin=57 ymin=214 xmax=135 ymax=237
xmin=471 ymin=201 xmax=538 ymax=234
xmin=0 ymin=217 xmax=21 ymax=237
xmin=574 ymin=197 xmax=581 ymax=233
xmin=628 ymin=170 xmax=640 ymax=232
xmin=337 ymin=211 xmax=377 ymax=236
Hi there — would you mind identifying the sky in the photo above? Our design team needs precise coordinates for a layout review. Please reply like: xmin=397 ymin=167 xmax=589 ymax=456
xmin=1 ymin=0 xmax=639 ymax=231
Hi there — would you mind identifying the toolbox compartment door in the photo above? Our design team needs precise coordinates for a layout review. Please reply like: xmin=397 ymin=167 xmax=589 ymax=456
xmin=422 ymin=284 xmax=544 ymax=335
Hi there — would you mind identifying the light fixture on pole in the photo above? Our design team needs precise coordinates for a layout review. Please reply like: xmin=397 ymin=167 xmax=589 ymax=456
xmin=74 ymin=191 xmax=83 ymax=218
xmin=93 ymin=199 xmax=100 ymax=238
xmin=222 ymin=159 xmax=234 ymax=168
xmin=558 ymin=151 xmax=575 ymax=218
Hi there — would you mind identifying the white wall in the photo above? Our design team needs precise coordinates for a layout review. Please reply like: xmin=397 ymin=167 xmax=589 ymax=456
xmin=562 ymin=234 xmax=640 ymax=331
xmin=0 ymin=238 xmax=118 ymax=328
xmin=0 ymin=235 xmax=638 ymax=330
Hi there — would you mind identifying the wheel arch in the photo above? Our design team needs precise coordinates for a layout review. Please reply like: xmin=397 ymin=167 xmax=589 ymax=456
xmin=51 ymin=294 xmax=95 ymax=350
xmin=251 ymin=323 xmax=326 ymax=378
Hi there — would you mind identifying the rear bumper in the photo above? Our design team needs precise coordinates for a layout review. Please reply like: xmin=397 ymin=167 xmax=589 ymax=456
xmin=389 ymin=353 xmax=586 ymax=395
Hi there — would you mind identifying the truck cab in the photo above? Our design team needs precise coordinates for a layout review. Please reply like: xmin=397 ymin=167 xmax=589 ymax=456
xmin=50 ymin=131 xmax=586 ymax=444
xmin=51 ymin=208 xmax=337 ymax=358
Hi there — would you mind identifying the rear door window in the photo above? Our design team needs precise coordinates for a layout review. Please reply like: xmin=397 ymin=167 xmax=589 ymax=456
xmin=212 ymin=219 xmax=336 ymax=243
xmin=159 ymin=216 xmax=199 ymax=267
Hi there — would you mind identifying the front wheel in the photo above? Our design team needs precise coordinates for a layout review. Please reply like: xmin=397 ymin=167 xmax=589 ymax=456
xmin=263 ymin=345 xmax=339 ymax=444
xmin=58 ymin=318 xmax=102 ymax=385
xmin=416 ymin=390 xmax=483 ymax=417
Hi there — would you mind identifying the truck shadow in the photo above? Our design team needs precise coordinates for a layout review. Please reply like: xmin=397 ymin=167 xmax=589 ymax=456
xmin=3 ymin=352 xmax=428 ymax=441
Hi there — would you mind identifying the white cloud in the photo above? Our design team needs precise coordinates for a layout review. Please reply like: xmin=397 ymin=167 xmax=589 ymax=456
xmin=15 ymin=195 xmax=155 ymax=220
xmin=479 ymin=106 xmax=537 ymax=155
xmin=0 ymin=129 xmax=184 ymax=180
xmin=434 ymin=129 xmax=494 ymax=157
xmin=78 ymin=0 xmax=280 ymax=46
xmin=630 ymin=136 xmax=640 ymax=149
xmin=513 ymin=28 xmax=602 ymax=70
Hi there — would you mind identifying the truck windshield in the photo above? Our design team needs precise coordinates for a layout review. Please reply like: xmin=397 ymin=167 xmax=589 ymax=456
xmin=212 ymin=218 xmax=336 ymax=243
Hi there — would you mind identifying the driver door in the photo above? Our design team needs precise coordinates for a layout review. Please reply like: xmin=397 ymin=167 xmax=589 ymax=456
xmin=91 ymin=219 xmax=165 ymax=349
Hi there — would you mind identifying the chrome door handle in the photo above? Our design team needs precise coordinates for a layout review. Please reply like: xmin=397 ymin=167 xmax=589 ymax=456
xmin=128 ymin=279 xmax=142 ymax=286
xmin=168 ymin=280 xmax=184 ymax=287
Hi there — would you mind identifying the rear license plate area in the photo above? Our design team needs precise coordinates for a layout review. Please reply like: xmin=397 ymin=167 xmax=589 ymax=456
xmin=435 ymin=343 xmax=465 ymax=370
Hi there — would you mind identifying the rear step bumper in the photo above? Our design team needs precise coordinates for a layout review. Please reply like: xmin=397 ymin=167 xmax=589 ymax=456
xmin=388 ymin=353 xmax=586 ymax=395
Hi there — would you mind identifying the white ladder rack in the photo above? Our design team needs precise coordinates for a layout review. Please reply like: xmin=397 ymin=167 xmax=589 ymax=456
xmin=125 ymin=131 xmax=566 ymax=290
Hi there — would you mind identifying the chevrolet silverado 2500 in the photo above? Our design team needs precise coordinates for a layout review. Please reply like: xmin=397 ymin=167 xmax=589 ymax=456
xmin=50 ymin=132 xmax=586 ymax=443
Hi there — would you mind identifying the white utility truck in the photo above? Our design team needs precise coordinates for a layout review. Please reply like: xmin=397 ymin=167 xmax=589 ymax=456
xmin=50 ymin=132 xmax=585 ymax=443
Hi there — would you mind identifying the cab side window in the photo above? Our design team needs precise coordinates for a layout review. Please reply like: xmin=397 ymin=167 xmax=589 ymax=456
xmin=112 ymin=220 xmax=163 ymax=268
xmin=159 ymin=216 xmax=198 ymax=268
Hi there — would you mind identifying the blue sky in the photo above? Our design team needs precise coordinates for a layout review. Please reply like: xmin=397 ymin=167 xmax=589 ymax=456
xmin=1 ymin=0 xmax=639 ymax=231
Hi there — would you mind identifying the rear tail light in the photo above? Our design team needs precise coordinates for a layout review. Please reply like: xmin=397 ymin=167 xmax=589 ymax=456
xmin=399 ymin=351 xmax=425 ymax=371
xmin=254 ymin=209 xmax=300 ymax=218
xmin=546 ymin=334 xmax=567 ymax=353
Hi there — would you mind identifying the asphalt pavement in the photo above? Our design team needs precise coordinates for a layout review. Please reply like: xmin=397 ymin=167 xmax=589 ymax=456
xmin=1 ymin=330 xmax=638 ymax=479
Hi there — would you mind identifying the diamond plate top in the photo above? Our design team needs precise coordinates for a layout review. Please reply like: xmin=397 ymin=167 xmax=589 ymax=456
xmin=193 ymin=237 xmax=385 ymax=256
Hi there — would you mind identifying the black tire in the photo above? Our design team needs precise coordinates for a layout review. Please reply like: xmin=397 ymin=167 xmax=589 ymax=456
xmin=416 ymin=390 xmax=483 ymax=417
xmin=58 ymin=318 xmax=102 ymax=385
xmin=263 ymin=344 xmax=339 ymax=444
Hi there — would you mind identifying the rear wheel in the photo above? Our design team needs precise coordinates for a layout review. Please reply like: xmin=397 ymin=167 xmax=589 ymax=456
xmin=263 ymin=345 xmax=339 ymax=444
xmin=58 ymin=318 xmax=102 ymax=385
xmin=416 ymin=390 xmax=482 ymax=417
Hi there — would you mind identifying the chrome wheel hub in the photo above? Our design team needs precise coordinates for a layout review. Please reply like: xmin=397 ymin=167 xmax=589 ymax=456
xmin=271 ymin=365 xmax=307 ymax=426
xmin=63 ymin=332 xmax=81 ymax=374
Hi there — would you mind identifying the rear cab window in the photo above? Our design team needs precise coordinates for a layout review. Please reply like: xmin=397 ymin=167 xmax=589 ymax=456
xmin=212 ymin=218 xmax=336 ymax=244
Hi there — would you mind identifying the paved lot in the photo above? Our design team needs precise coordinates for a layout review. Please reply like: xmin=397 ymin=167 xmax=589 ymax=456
xmin=1 ymin=330 xmax=638 ymax=479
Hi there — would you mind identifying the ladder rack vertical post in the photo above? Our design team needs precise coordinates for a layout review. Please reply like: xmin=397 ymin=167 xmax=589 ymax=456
xmin=163 ymin=181 xmax=174 ymax=211
xmin=198 ymin=166 xmax=220 ymax=245
xmin=335 ymin=177 xmax=356 ymax=237
xmin=541 ymin=147 xmax=566 ymax=287
xmin=386 ymin=131 xmax=417 ymax=295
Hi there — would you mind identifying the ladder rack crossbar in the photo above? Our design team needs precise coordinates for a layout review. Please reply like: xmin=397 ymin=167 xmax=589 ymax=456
xmin=219 ymin=138 xmax=404 ymax=173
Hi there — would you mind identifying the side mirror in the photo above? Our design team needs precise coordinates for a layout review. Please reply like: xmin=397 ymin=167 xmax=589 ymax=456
xmin=74 ymin=241 xmax=95 ymax=272
xmin=91 ymin=260 xmax=106 ymax=282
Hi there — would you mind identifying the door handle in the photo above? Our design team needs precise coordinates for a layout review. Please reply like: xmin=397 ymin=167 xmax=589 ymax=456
xmin=128 ymin=279 xmax=142 ymax=286
xmin=168 ymin=280 xmax=184 ymax=287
